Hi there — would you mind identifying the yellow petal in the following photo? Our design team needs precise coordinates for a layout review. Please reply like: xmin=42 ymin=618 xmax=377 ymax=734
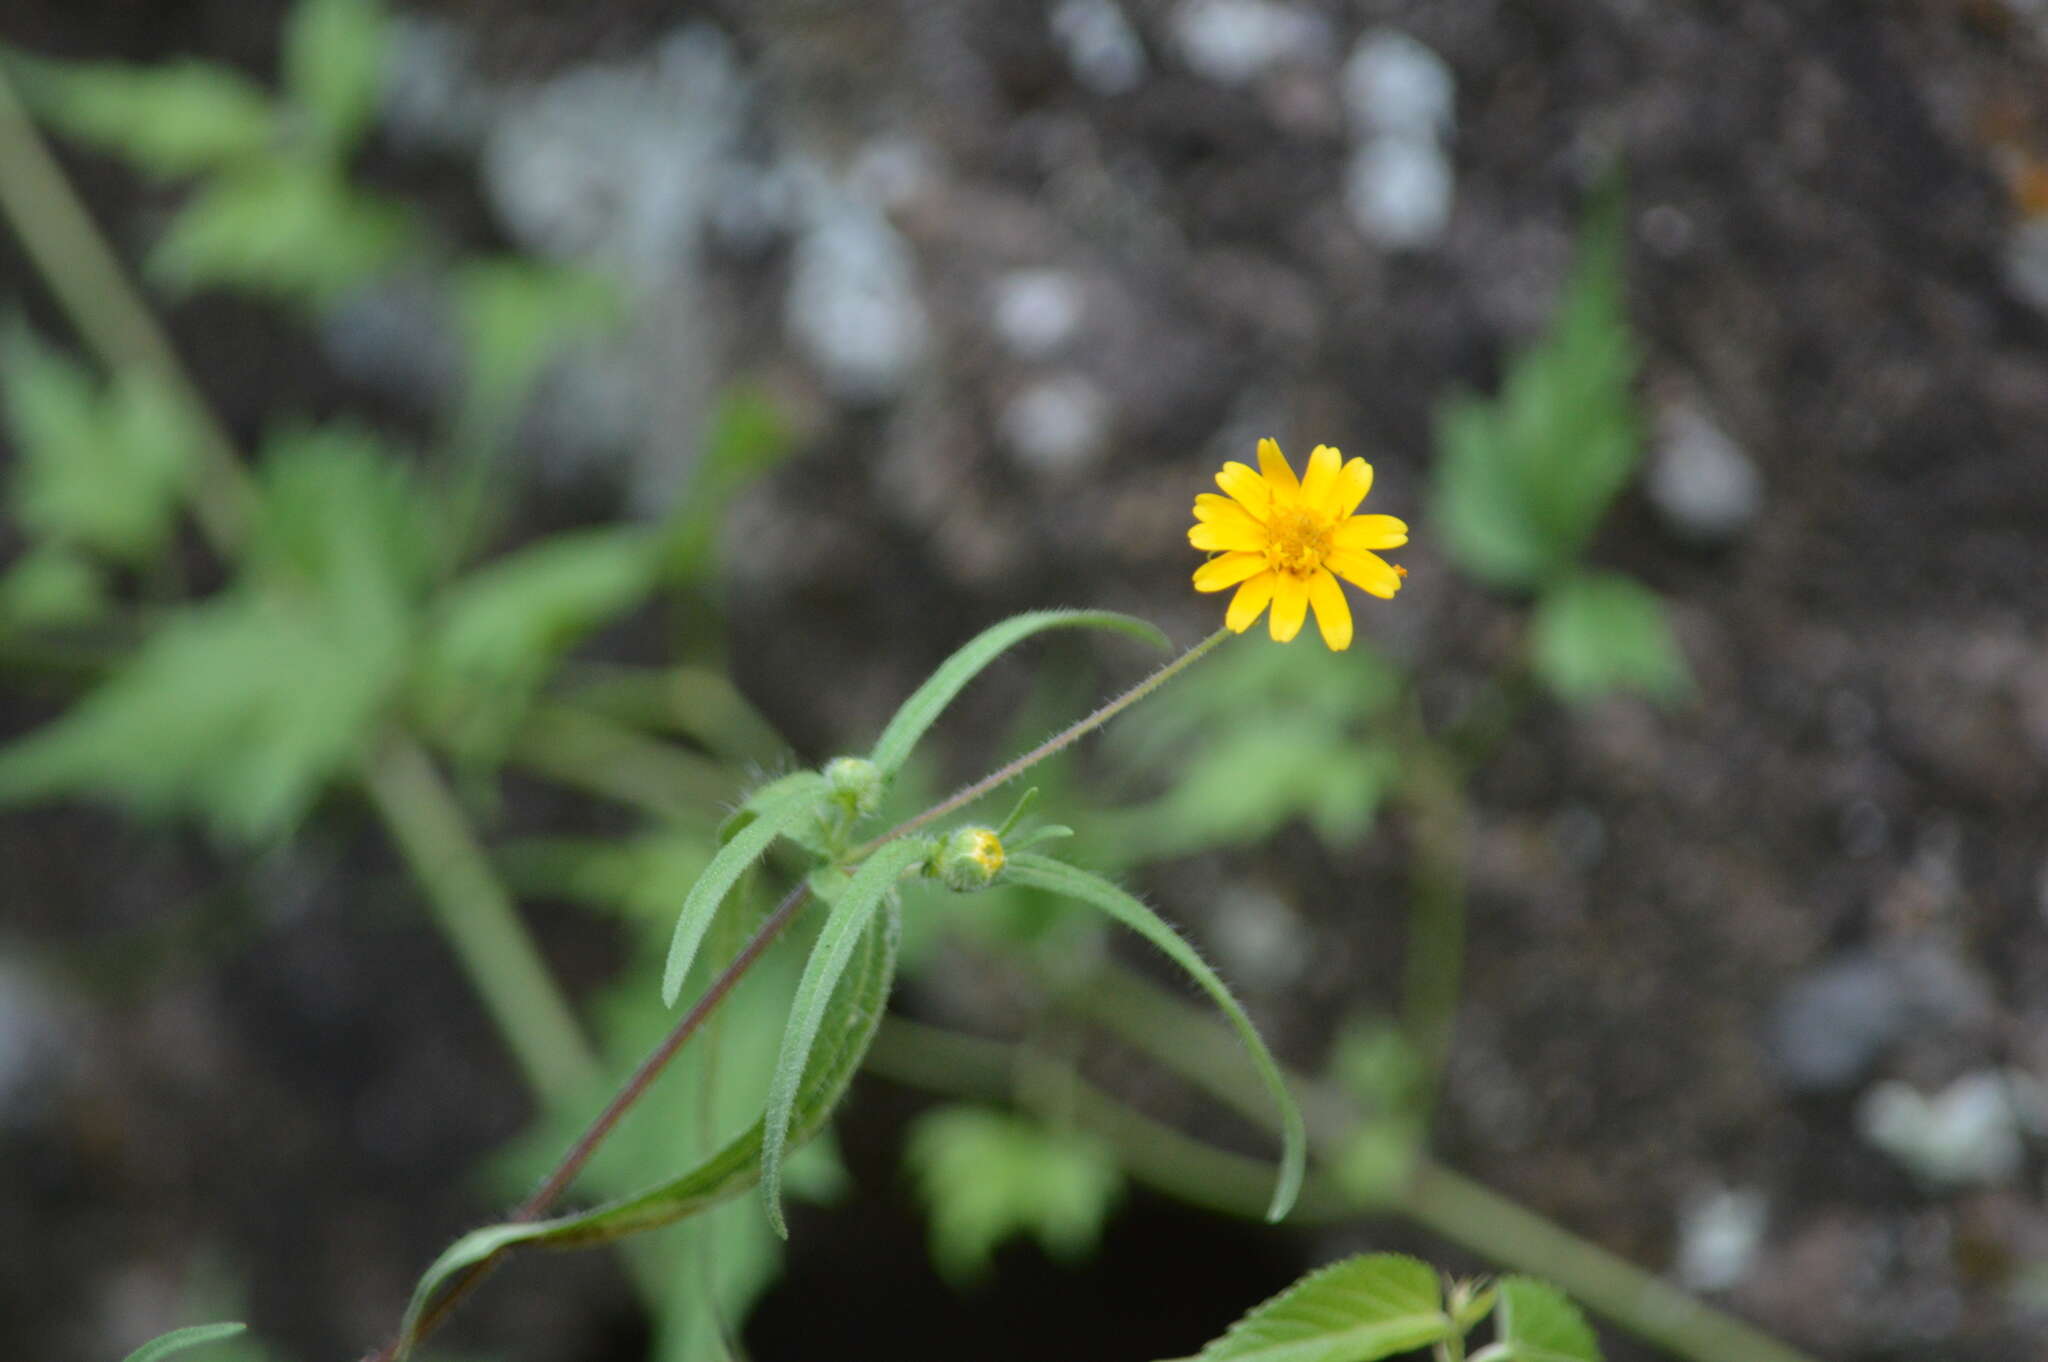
xmin=1224 ymin=572 xmax=1277 ymax=633
xmin=1306 ymin=568 xmax=1353 ymax=651
xmin=1268 ymin=572 xmax=1310 ymax=642
xmin=1328 ymin=547 xmax=1403 ymax=599
xmin=1298 ymin=445 xmax=1342 ymax=512
xmin=1193 ymin=551 xmax=1267 ymax=592
xmin=1326 ymin=457 xmax=1374 ymax=518
xmin=1256 ymin=438 xmax=1300 ymax=497
xmin=1215 ymin=462 xmax=1271 ymax=518
xmin=1334 ymin=513 xmax=1408 ymax=551
xmin=1189 ymin=519 xmax=1267 ymax=552
xmin=1192 ymin=495 xmax=1266 ymax=542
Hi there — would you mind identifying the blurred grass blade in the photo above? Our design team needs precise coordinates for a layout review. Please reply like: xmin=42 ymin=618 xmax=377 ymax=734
xmin=120 ymin=1323 xmax=248 ymax=1362
xmin=759 ymin=837 xmax=926 ymax=1236
xmin=396 ymin=899 xmax=898 ymax=1359
xmin=868 ymin=610 xmax=1168 ymax=776
xmin=1164 ymin=1254 xmax=1452 ymax=1362
xmin=662 ymin=771 xmax=826 ymax=1005
xmin=1005 ymin=853 xmax=1304 ymax=1222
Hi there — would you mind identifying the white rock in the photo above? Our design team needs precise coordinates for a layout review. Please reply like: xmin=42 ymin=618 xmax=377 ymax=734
xmin=1000 ymin=374 xmax=1109 ymax=476
xmin=1648 ymin=401 xmax=1764 ymax=543
xmin=1857 ymin=1070 xmax=2028 ymax=1186
xmin=1674 ymin=1186 xmax=1769 ymax=1292
xmin=1343 ymin=136 xmax=1454 ymax=248
xmin=1051 ymin=0 xmax=1148 ymax=96
xmin=1342 ymin=29 xmax=1455 ymax=140
xmin=1170 ymin=0 xmax=1330 ymax=87
xmin=990 ymin=269 xmax=1086 ymax=358
xmin=786 ymin=200 xmax=929 ymax=402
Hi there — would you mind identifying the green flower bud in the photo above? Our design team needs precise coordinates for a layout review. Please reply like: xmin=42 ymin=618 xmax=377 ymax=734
xmin=933 ymin=825 xmax=1006 ymax=892
xmin=822 ymin=755 xmax=883 ymax=819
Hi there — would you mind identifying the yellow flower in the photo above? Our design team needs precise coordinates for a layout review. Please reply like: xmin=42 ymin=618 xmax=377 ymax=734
xmin=1189 ymin=438 xmax=1407 ymax=651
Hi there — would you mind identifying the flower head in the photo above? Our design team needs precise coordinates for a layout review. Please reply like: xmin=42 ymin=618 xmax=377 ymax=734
xmin=934 ymin=825 xmax=1006 ymax=891
xmin=1189 ymin=438 xmax=1407 ymax=650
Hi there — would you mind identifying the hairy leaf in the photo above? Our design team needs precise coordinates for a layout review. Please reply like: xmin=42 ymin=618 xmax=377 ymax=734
xmin=1168 ymin=1254 xmax=1452 ymax=1362
xmin=395 ymin=898 xmax=898 ymax=1358
xmin=759 ymin=839 xmax=926 ymax=1234
xmin=907 ymin=1105 xmax=1122 ymax=1285
xmin=662 ymin=772 xmax=828 ymax=1005
xmin=1493 ymin=1278 xmax=1601 ymax=1362
xmin=1528 ymin=571 xmax=1689 ymax=705
xmin=868 ymin=610 xmax=1168 ymax=776
xmin=119 ymin=1323 xmax=248 ymax=1362
xmin=1005 ymin=854 xmax=1304 ymax=1222
xmin=283 ymin=0 xmax=386 ymax=151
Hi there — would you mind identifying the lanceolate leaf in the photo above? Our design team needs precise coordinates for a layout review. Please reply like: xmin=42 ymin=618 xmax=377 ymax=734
xmin=662 ymin=771 xmax=826 ymax=1005
xmin=396 ymin=902 xmax=898 ymax=1359
xmin=868 ymin=610 xmax=1168 ymax=776
xmin=1493 ymin=1277 xmax=1602 ymax=1362
xmin=1168 ymin=1254 xmax=1452 ymax=1362
xmin=760 ymin=837 xmax=928 ymax=1236
xmin=1005 ymin=853 xmax=1305 ymax=1223
xmin=119 ymin=1323 xmax=248 ymax=1362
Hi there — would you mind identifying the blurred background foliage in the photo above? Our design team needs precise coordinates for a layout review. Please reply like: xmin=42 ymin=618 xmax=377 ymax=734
xmin=3 ymin=2 xmax=2047 ymax=1361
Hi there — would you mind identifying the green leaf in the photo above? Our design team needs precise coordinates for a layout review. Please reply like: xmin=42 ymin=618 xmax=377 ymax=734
xmin=0 ymin=429 xmax=431 ymax=840
xmin=395 ymin=896 xmax=899 ymax=1360
xmin=1492 ymin=1278 xmax=1601 ymax=1362
xmin=283 ymin=0 xmax=386 ymax=151
xmin=1429 ymin=192 xmax=1637 ymax=591
xmin=869 ymin=610 xmax=1169 ymax=776
xmin=417 ymin=527 xmax=658 ymax=763
xmin=149 ymin=163 xmax=409 ymax=305
xmin=23 ymin=58 xmax=274 ymax=177
xmin=1 ymin=326 xmax=196 ymax=562
xmin=1005 ymin=853 xmax=1304 ymax=1222
xmin=760 ymin=837 xmax=928 ymax=1235
xmin=452 ymin=257 xmax=618 ymax=422
xmin=662 ymin=771 xmax=828 ymax=1005
xmin=0 ymin=548 xmax=106 ymax=627
xmin=907 ymin=1105 xmax=1122 ymax=1285
xmin=1170 ymin=1255 xmax=1453 ymax=1362
xmin=664 ymin=387 xmax=794 ymax=582
xmin=1528 ymin=571 xmax=1690 ymax=704
xmin=120 ymin=1323 xmax=249 ymax=1362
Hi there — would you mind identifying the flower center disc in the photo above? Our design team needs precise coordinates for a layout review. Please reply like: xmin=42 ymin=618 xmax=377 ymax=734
xmin=1265 ymin=508 xmax=1329 ymax=576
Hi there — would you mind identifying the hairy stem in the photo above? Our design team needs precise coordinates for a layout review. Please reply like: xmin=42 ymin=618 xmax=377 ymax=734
xmin=854 ymin=626 xmax=1232 ymax=856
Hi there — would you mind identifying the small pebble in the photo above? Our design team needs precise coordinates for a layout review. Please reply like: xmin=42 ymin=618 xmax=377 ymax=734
xmin=1170 ymin=0 xmax=1330 ymax=87
xmin=1342 ymin=136 xmax=1454 ymax=248
xmin=1051 ymin=0 xmax=1148 ymax=96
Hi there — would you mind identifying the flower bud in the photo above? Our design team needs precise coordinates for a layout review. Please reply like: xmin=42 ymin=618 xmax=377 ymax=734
xmin=822 ymin=755 xmax=883 ymax=819
xmin=933 ymin=825 xmax=1006 ymax=892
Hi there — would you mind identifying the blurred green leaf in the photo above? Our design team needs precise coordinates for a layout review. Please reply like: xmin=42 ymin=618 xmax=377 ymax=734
xmin=1528 ymin=571 xmax=1690 ymax=705
xmin=665 ymin=387 xmax=794 ymax=582
xmin=119 ymin=1324 xmax=248 ymax=1362
xmin=1492 ymin=1277 xmax=1602 ymax=1362
xmin=906 ymin=1105 xmax=1123 ymax=1285
xmin=0 ymin=548 xmax=106 ymax=627
xmin=452 ymin=257 xmax=618 ymax=422
xmin=283 ymin=0 xmax=386 ymax=152
xmin=149 ymin=163 xmax=408 ymax=304
xmin=23 ymin=58 xmax=274 ymax=177
xmin=1166 ymin=1254 xmax=1453 ymax=1362
xmin=1329 ymin=1022 xmax=1426 ymax=1206
xmin=1105 ymin=640 xmax=1402 ymax=860
xmin=0 ymin=428 xmax=433 ymax=840
xmin=2 ymin=326 xmax=195 ymax=562
xmin=1430 ymin=193 xmax=1637 ymax=591
xmin=416 ymin=527 xmax=658 ymax=763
